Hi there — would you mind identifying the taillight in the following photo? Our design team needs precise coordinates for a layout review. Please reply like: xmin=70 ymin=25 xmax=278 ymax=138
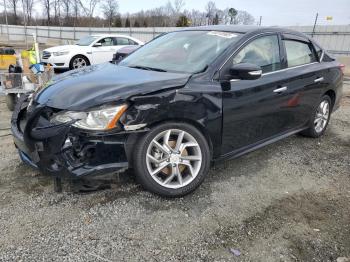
xmin=339 ymin=64 xmax=345 ymax=74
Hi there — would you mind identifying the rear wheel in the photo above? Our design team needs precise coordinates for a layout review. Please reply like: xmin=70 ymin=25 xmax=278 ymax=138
xmin=133 ymin=122 xmax=210 ymax=197
xmin=69 ymin=55 xmax=89 ymax=70
xmin=300 ymin=95 xmax=331 ymax=138
xmin=5 ymin=94 xmax=17 ymax=111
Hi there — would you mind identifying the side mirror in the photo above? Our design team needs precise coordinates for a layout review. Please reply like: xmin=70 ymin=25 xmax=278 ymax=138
xmin=93 ymin=42 xmax=102 ymax=47
xmin=229 ymin=63 xmax=262 ymax=80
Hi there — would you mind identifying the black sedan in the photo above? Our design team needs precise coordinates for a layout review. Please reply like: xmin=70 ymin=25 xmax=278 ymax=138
xmin=11 ymin=26 xmax=344 ymax=197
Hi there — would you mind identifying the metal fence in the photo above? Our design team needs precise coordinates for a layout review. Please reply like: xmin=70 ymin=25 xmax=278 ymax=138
xmin=0 ymin=24 xmax=350 ymax=55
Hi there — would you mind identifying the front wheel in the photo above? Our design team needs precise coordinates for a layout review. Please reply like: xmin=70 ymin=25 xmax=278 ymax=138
xmin=69 ymin=55 xmax=89 ymax=70
xmin=300 ymin=95 xmax=332 ymax=138
xmin=133 ymin=122 xmax=211 ymax=197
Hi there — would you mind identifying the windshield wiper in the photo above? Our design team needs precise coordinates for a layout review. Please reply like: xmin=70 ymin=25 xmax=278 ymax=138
xmin=129 ymin=65 xmax=167 ymax=72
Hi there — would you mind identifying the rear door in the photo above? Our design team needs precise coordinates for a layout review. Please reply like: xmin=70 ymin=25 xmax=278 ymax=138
xmin=221 ymin=33 xmax=300 ymax=155
xmin=279 ymin=34 xmax=324 ymax=126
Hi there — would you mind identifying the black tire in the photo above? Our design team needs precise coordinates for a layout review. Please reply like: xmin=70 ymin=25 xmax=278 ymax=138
xmin=300 ymin=95 xmax=332 ymax=138
xmin=133 ymin=122 xmax=211 ymax=197
xmin=69 ymin=55 xmax=90 ymax=70
xmin=5 ymin=94 xmax=17 ymax=111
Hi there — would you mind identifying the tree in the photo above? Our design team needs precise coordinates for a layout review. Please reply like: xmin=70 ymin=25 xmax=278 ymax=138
xmin=235 ymin=10 xmax=255 ymax=25
xmin=228 ymin=8 xmax=237 ymax=24
xmin=82 ymin=0 xmax=100 ymax=25
xmin=22 ymin=0 xmax=35 ymax=25
xmin=173 ymin=0 xmax=185 ymax=14
xmin=101 ymin=0 xmax=118 ymax=27
xmin=205 ymin=1 xmax=216 ymax=25
xmin=213 ymin=13 xmax=219 ymax=25
xmin=125 ymin=16 xmax=130 ymax=27
xmin=176 ymin=15 xmax=189 ymax=27
xmin=114 ymin=14 xmax=122 ymax=27
xmin=143 ymin=20 xmax=148 ymax=27
xmin=41 ymin=0 xmax=52 ymax=25
xmin=133 ymin=19 xmax=140 ymax=27
xmin=7 ymin=0 xmax=20 ymax=24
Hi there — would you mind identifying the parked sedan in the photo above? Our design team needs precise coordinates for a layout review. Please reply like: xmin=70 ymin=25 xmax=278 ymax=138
xmin=12 ymin=26 xmax=343 ymax=197
xmin=41 ymin=34 xmax=144 ymax=70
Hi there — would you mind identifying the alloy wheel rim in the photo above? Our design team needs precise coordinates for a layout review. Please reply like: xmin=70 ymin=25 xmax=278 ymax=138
xmin=73 ymin=58 xmax=87 ymax=69
xmin=146 ymin=129 xmax=202 ymax=189
xmin=314 ymin=100 xmax=330 ymax=133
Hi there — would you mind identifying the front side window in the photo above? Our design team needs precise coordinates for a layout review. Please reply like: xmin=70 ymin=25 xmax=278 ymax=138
xmin=284 ymin=40 xmax=317 ymax=67
xmin=120 ymin=31 xmax=242 ymax=73
xmin=233 ymin=35 xmax=281 ymax=73
xmin=98 ymin=37 xmax=114 ymax=46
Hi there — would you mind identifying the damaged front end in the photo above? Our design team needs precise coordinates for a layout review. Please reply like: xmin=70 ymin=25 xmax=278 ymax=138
xmin=11 ymin=95 xmax=131 ymax=190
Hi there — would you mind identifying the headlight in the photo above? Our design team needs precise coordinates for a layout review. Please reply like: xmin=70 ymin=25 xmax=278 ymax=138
xmin=51 ymin=105 xmax=128 ymax=131
xmin=53 ymin=50 xmax=70 ymax=56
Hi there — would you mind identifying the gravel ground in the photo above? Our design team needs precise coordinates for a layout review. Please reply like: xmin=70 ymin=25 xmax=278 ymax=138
xmin=0 ymin=81 xmax=349 ymax=262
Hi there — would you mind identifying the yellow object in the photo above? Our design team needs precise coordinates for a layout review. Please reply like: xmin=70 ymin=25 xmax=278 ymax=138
xmin=326 ymin=16 xmax=333 ymax=21
xmin=21 ymin=45 xmax=37 ymax=65
xmin=0 ymin=55 xmax=17 ymax=70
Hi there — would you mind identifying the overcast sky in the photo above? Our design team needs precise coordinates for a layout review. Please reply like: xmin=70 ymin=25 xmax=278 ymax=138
xmin=118 ymin=0 xmax=350 ymax=26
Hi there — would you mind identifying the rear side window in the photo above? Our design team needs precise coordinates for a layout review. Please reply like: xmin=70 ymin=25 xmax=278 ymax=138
xmin=128 ymin=39 xmax=138 ymax=45
xmin=233 ymin=35 xmax=281 ymax=74
xmin=284 ymin=40 xmax=317 ymax=67
xmin=117 ymin=38 xmax=131 ymax=45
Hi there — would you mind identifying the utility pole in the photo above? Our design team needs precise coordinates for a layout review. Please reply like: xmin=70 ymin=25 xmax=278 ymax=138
xmin=3 ymin=0 xmax=9 ymax=43
xmin=312 ymin=13 xmax=318 ymax=38
xmin=258 ymin=16 xmax=262 ymax=26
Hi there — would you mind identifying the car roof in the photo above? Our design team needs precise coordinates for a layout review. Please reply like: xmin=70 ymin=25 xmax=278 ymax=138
xmin=90 ymin=34 xmax=133 ymax=38
xmin=179 ymin=25 xmax=308 ymax=38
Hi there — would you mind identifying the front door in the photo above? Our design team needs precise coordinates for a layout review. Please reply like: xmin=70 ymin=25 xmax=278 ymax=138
xmin=92 ymin=37 xmax=119 ymax=64
xmin=221 ymin=34 xmax=300 ymax=155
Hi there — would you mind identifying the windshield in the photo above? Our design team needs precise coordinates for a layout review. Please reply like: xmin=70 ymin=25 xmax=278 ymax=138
xmin=120 ymin=30 xmax=242 ymax=73
xmin=76 ymin=36 xmax=99 ymax=46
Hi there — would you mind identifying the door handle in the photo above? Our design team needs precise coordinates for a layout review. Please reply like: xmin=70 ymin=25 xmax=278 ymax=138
xmin=314 ymin=77 xmax=324 ymax=83
xmin=273 ymin=86 xmax=288 ymax=93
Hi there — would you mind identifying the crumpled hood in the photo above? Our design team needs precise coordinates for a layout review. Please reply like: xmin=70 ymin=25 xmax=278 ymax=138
xmin=35 ymin=63 xmax=191 ymax=110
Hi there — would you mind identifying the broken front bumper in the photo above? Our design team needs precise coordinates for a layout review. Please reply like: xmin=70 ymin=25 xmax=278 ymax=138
xmin=11 ymin=96 xmax=130 ymax=179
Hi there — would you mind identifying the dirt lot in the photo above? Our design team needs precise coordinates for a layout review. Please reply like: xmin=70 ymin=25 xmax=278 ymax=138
xmin=0 ymin=81 xmax=349 ymax=262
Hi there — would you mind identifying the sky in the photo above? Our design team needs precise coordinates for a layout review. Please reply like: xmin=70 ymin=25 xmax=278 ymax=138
xmin=118 ymin=0 xmax=350 ymax=26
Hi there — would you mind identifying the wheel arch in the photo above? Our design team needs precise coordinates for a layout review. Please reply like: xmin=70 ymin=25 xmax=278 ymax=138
xmin=323 ymin=89 xmax=336 ymax=110
xmin=124 ymin=118 xmax=214 ymax=168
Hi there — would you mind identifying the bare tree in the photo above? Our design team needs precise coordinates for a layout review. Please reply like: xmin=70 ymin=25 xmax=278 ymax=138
xmin=173 ymin=0 xmax=185 ymax=14
xmin=82 ymin=0 xmax=100 ymax=22
xmin=7 ymin=0 xmax=20 ymax=24
xmin=205 ymin=1 xmax=216 ymax=25
xmin=61 ymin=0 xmax=70 ymax=19
xmin=101 ymin=0 xmax=118 ymax=27
xmin=22 ymin=0 xmax=35 ymax=24
xmin=235 ymin=10 xmax=255 ymax=25
xmin=41 ymin=0 xmax=52 ymax=25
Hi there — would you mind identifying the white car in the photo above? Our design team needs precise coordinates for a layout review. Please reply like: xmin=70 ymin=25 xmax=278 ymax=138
xmin=41 ymin=34 xmax=144 ymax=70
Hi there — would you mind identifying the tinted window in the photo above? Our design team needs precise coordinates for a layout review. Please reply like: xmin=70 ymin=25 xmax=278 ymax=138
xmin=98 ymin=37 xmax=114 ymax=46
xmin=117 ymin=38 xmax=131 ymax=45
xmin=233 ymin=35 xmax=281 ymax=73
xmin=284 ymin=40 xmax=317 ymax=67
